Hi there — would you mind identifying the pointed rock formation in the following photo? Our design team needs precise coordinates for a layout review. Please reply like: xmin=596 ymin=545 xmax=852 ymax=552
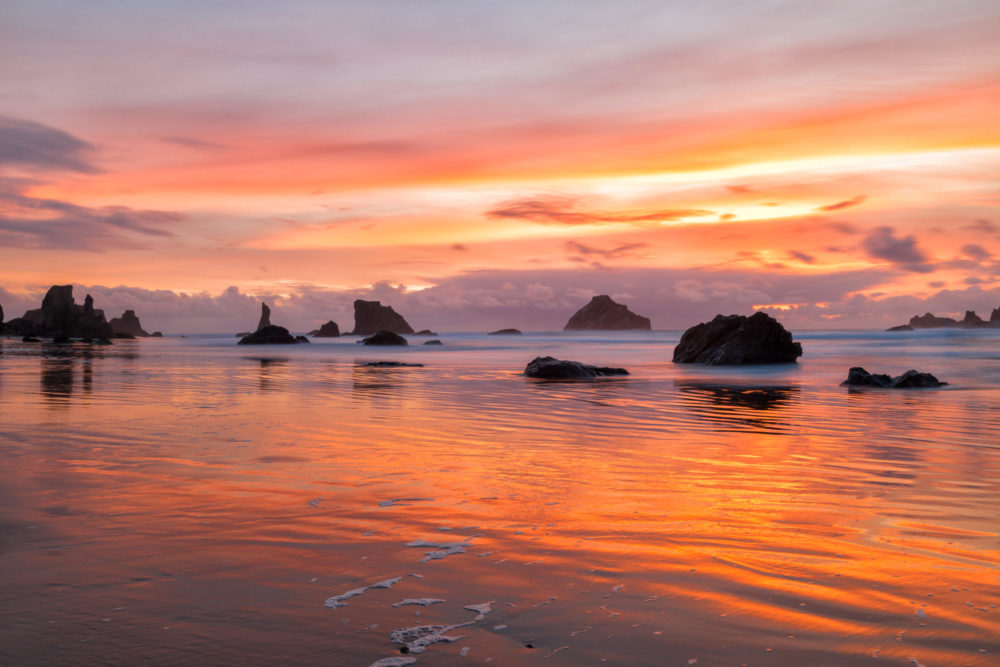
xmin=257 ymin=303 xmax=272 ymax=330
xmin=10 ymin=285 xmax=114 ymax=339
xmin=308 ymin=320 xmax=341 ymax=337
xmin=564 ymin=295 xmax=651 ymax=331
xmin=109 ymin=310 xmax=151 ymax=337
xmin=673 ymin=312 xmax=802 ymax=365
xmin=351 ymin=300 xmax=414 ymax=335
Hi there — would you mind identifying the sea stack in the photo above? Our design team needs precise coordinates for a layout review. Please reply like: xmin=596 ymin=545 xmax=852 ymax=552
xmin=564 ymin=295 xmax=651 ymax=331
xmin=673 ymin=312 xmax=802 ymax=365
xmin=257 ymin=303 xmax=272 ymax=330
xmin=523 ymin=356 xmax=629 ymax=379
xmin=351 ymin=300 xmax=414 ymax=335
xmin=6 ymin=285 xmax=115 ymax=339
xmin=309 ymin=320 xmax=341 ymax=337
xmin=109 ymin=310 xmax=151 ymax=337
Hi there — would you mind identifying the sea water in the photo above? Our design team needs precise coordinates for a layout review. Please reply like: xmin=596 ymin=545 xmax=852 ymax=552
xmin=1 ymin=330 xmax=998 ymax=665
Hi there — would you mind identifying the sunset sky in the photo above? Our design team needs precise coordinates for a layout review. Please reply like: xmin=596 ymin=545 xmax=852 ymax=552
xmin=2 ymin=0 xmax=999 ymax=332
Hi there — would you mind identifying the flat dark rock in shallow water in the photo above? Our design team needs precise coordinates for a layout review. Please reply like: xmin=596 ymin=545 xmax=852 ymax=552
xmin=524 ymin=356 xmax=628 ymax=379
xmin=362 ymin=330 xmax=408 ymax=346
xmin=673 ymin=312 xmax=802 ymax=365
xmin=423 ymin=340 xmax=443 ymax=345
xmin=238 ymin=325 xmax=300 ymax=345
xmin=842 ymin=366 xmax=947 ymax=388
xmin=362 ymin=361 xmax=424 ymax=367
xmin=489 ymin=328 xmax=521 ymax=335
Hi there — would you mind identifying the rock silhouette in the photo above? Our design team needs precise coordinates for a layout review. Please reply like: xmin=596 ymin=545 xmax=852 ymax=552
xmin=564 ymin=295 xmax=651 ymax=330
xmin=888 ymin=308 xmax=1000 ymax=330
xmin=109 ymin=310 xmax=150 ymax=337
xmin=352 ymin=300 xmax=414 ymax=335
xmin=257 ymin=303 xmax=272 ymax=330
xmin=238 ymin=325 xmax=299 ymax=345
xmin=361 ymin=330 xmax=408 ymax=346
xmin=673 ymin=312 xmax=802 ymax=365
xmin=523 ymin=356 xmax=629 ymax=379
xmin=489 ymin=328 xmax=521 ymax=335
xmin=309 ymin=320 xmax=341 ymax=337
xmin=6 ymin=285 xmax=114 ymax=339
xmin=841 ymin=367 xmax=947 ymax=388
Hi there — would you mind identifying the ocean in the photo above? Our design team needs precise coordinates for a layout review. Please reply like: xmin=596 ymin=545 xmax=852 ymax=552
xmin=1 ymin=329 xmax=999 ymax=665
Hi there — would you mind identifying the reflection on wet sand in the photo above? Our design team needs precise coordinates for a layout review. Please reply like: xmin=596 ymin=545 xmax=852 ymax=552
xmin=244 ymin=356 xmax=289 ymax=392
xmin=351 ymin=363 xmax=421 ymax=398
xmin=676 ymin=381 xmax=798 ymax=429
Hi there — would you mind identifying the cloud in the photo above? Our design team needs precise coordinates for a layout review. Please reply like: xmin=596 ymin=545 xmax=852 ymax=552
xmin=486 ymin=195 xmax=713 ymax=226
xmin=815 ymin=195 xmax=866 ymax=212
xmin=862 ymin=226 xmax=933 ymax=272
xmin=0 ymin=181 xmax=182 ymax=251
xmin=787 ymin=250 xmax=815 ymax=263
xmin=961 ymin=219 xmax=998 ymax=235
xmin=161 ymin=135 xmax=227 ymax=151
xmin=0 ymin=117 xmax=96 ymax=173
xmin=564 ymin=240 xmax=648 ymax=259
xmin=961 ymin=243 xmax=991 ymax=261
xmin=451 ymin=243 xmax=468 ymax=251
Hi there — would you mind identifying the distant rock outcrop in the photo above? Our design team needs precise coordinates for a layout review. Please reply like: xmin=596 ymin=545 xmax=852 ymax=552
xmin=888 ymin=308 xmax=1000 ymax=330
xmin=6 ymin=285 xmax=114 ymax=339
xmin=841 ymin=367 xmax=947 ymax=388
xmin=109 ymin=310 xmax=150 ymax=337
xmin=257 ymin=303 xmax=272 ymax=330
xmin=309 ymin=320 xmax=341 ymax=337
xmin=673 ymin=312 xmax=802 ymax=365
xmin=564 ymin=295 xmax=651 ymax=331
xmin=351 ymin=300 xmax=414 ymax=335
xmin=151 ymin=331 xmax=164 ymax=338
xmin=489 ymin=328 xmax=522 ymax=335
xmin=524 ymin=356 xmax=629 ymax=379
xmin=361 ymin=330 xmax=408 ymax=346
xmin=414 ymin=329 xmax=437 ymax=336
xmin=423 ymin=339 xmax=443 ymax=345
xmin=238 ymin=325 xmax=299 ymax=345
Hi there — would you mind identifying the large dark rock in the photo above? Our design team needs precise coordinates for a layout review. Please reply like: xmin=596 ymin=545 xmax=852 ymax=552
xmin=564 ymin=295 xmax=651 ymax=331
xmin=886 ymin=324 xmax=914 ymax=332
xmin=841 ymin=366 xmax=947 ymax=388
xmin=351 ymin=300 xmax=414 ymax=335
xmin=13 ymin=285 xmax=114 ymax=339
xmin=238 ymin=325 xmax=300 ymax=345
xmin=910 ymin=313 xmax=960 ymax=328
xmin=489 ymin=328 xmax=522 ymax=335
xmin=309 ymin=320 xmax=340 ymax=337
xmin=524 ymin=356 xmax=628 ymax=379
xmin=361 ymin=330 xmax=408 ymax=346
xmin=109 ymin=310 xmax=150 ymax=337
xmin=992 ymin=308 xmax=1000 ymax=325
xmin=257 ymin=303 xmax=272 ymax=330
xmin=673 ymin=312 xmax=802 ymax=365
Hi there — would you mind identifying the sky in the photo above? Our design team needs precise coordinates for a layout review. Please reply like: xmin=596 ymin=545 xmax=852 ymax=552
xmin=1 ymin=0 xmax=999 ymax=333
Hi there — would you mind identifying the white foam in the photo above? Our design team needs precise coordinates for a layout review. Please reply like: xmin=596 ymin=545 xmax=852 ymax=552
xmin=389 ymin=624 xmax=467 ymax=654
xmin=325 ymin=576 xmax=402 ymax=609
xmin=369 ymin=658 xmax=417 ymax=667
xmin=393 ymin=599 xmax=446 ymax=607
xmin=406 ymin=538 xmax=472 ymax=562
xmin=379 ymin=498 xmax=434 ymax=507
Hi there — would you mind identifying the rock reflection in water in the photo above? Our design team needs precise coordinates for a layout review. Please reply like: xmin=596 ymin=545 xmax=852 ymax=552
xmin=675 ymin=381 xmax=799 ymax=430
xmin=40 ymin=356 xmax=75 ymax=404
xmin=245 ymin=357 xmax=289 ymax=392
xmin=351 ymin=363 xmax=419 ymax=398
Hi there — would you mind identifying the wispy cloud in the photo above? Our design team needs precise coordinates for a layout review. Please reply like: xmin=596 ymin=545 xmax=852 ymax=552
xmin=815 ymin=195 xmax=866 ymax=212
xmin=0 ymin=116 xmax=96 ymax=173
xmin=486 ymin=195 xmax=713 ymax=226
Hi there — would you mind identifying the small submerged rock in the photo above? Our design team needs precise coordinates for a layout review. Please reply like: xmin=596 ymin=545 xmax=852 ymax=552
xmin=842 ymin=367 xmax=947 ymax=388
xmin=423 ymin=339 xmax=443 ymax=346
xmin=362 ymin=330 xmax=408 ymax=346
xmin=363 ymin=361 xmax=424 ymax=367
xmin=524 ymin=356 xmax=628 ymax=380
xmin=489 ymin=328 xmax=521 ymax=335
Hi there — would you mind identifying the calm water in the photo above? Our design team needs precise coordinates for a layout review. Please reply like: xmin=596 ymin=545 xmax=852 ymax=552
xmin=1 ymin=330 xmax=999 ymax=666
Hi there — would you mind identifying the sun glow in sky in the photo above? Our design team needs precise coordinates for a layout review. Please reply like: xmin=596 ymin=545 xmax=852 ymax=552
xmin=2 ymin=0 xmax=999 ymax=332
